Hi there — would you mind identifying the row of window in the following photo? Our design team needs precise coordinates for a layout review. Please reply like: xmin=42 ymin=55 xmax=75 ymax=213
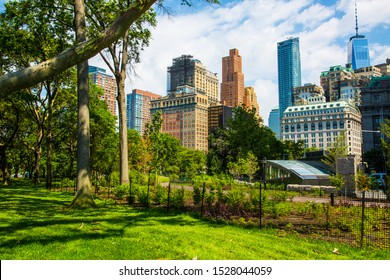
xmin=283 ymin=121 xmax=345 ymax=133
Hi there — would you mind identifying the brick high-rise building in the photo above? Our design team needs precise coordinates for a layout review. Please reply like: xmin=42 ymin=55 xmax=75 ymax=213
xmin=244 ymin=86 xmax=260 ymax=117
xmin=220 ymin=49 xmax=245 ymax=108
xmin=150 ymin=86 xmax=209 ymax=152
xmin=126 ymin=89 xmax=161 ymax=135
xmin=88 ymin=66 xmax=117 ymax=116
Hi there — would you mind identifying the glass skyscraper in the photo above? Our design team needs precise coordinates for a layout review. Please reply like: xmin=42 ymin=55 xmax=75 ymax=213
xmin=277 ymin=37 xmax=302 ymax=119
xmin=347 ymin=4 xmax=370 ymax=71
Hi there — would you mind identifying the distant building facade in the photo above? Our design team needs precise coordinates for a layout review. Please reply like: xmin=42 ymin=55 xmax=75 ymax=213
xmin=375 ymin=58 xmax=390 ymax=76
xmin=244 ymin=86 xmax=260 ymax=117
xmin=281 ymin=99 xmax=362 ymax=159
xmin=293 ymin=83 xmax=324 ymax=105
xmin=167 ymin=55 xmax=218 ymax=104
xmin=208 ymin=105 xmax=233 ymax=134
xmin=150 ymin=86 xmax=209 ymax=152
xmin=277 ymin=37 xmax=302 ymax=119
xmin=88 ymin=66 xmax=117 ymax=116
xmin=220 ymin=49 xmax=245 ymax=108
xmin=268 ymin=107 xmax=280 ymax=139
xmin=359 ymin=76 xmax=390 ymax=153
xmin=126 ymin=89 xmax=161 ymax=135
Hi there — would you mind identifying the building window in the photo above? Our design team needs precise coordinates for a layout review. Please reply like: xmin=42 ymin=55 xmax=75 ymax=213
xmin=340 ymin=121 xmax=344 ymax=129
xmin=291 ymin=125 xmax=295 ymax=133
xmin=333 ymin=121 xmax=337 ymax=129
xmin=304 ymin=123 xmax=308 ymax=131
xmin=285 ymin=125 xmax=289 ymax=133
xmin=318 ymin=122 xmax=323 ymax=130
xmin=326 ymin=122 xmax=330 ymax=130
xmin=297 ymin=124 xmax=301 ymax=132
xmin=311 ymin=123 xmax=315 ymax=131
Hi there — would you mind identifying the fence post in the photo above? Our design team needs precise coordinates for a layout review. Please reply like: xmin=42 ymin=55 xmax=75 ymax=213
xmin=200 ymin=182 xmax=206 ymax=217
xmin=360 ymin=190 xmax=366 ymax=248
xmin=259 ymin=182 xmax=262 ymax=229
xmin=330 ymin=192 xmax=334 ymax=206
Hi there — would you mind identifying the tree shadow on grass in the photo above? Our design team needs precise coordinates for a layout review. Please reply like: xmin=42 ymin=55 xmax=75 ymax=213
xmin=0 ymin=182 xmax=211 ymax=253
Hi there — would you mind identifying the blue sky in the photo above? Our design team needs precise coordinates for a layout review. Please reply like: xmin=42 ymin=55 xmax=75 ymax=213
xmin=1 ymin=0 xmax=390 ymax=125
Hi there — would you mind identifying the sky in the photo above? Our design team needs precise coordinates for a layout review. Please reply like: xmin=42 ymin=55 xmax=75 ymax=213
xmin=1 ymin=0 xmax=390 ymax=125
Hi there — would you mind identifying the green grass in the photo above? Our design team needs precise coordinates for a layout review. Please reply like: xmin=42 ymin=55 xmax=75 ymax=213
xmin=0 ymin=179 xmax=389 ymax=260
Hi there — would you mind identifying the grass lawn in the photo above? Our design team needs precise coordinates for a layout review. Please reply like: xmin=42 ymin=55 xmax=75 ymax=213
xmin=0 ymin=179 xmax=389 ymax=260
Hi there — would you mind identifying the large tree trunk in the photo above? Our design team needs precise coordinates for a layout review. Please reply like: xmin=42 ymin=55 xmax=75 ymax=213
xmin=33 ymin=125 xmax=44 ymax=186
xmin=0 ymin=148 xmax=10 ymax=186
xmin=68 ymin=0 xmax=94 ymax=208
xmin=118 ymin=32 xmax=129 ymax=185
xmin=46 ymin=92 xmax=53 ymax=190
xmin=0 ymin=0 xmax=157 ymax=97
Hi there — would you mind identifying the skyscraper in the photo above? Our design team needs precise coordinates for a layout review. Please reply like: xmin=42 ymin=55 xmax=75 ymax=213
xmin=277 ymin=37 xmax=302 ymax=119
xmin=167 ymin=55 xmax=219 ymax=104
xmin=88 ymin=66 xmax=117 ymax=116
xmin=347 ymin=4 xmax=370 ymax=70
xmin=220 ymin=49 xmax=245 ymax=107
xmin=268 ymin=107 xmax=280 ymax=139
xmin=126 ymin=89 xmax=161 ymax=135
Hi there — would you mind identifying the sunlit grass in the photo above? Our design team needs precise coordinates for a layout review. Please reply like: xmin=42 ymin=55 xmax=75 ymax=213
xmin=0 ymin=179 xmax=389 ymax=260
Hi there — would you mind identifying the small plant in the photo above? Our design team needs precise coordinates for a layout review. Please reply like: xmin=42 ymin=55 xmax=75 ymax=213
xmin=171 ymin=187 xmax=186 ymax=209
xmin=153 ymin=184 xmax=167 ymax=205
xmin=137 ymin=186 xmax=150 ymax=207
xmin=193 ymin=185 xmax=202 ymax=206
xmin=113 ymin=184 xmax=129 ymax=200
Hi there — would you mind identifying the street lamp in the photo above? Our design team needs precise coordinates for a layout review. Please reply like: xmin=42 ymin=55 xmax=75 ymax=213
xmin=259 ymin=157 xmax=267 ymax=229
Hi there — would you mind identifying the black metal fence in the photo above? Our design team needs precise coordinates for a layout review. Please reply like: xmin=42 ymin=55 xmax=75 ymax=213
xmin=57 ymin=179 xmax=390 ymax=248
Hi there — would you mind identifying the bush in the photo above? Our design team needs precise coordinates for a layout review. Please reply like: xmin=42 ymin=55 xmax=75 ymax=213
xmin=153 ymin=184 xmax=167 ymax=205
xmin=193 ymin=185 xmax=202 ymax=206
xmin=171 ymin=187 xmax=186 ymax=209
xmin=137 ymin=186 xmax=150 ymax=207
xmin=113 ymin=184 xmax=129 ymax=200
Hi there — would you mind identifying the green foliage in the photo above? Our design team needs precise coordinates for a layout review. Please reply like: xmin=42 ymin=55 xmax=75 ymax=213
xmin=113 ymin=184 xmax=129 ymax=200
xmin=153 ymin=184 xmax=167 ymax=205
xmin=379 ymin=119 xmax=390 ymax=174
xmin=322 ymin=131 xmax=348 ymax=170
xmin=356 ymin=171 xmax=371 ymax=191
xmin=225 ymin=186 xmax=244 ymax=210
xmin=329 ymin=174 xmax=345 ymax=191
xmin=171 ymin=187 xmax=186 ymax=209
xmin=193 ymin=185 xmax=202 ymax=206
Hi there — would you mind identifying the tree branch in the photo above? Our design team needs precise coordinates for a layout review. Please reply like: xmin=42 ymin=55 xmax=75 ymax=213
xmin=0 ymin=0 xmax=157 ymax=97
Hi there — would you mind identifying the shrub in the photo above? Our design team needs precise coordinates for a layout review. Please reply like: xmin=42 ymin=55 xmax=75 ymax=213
xmin=171 ymin=187 xmax=186 ymax=209
xmin=137 ymin=186 xmax=150 ymax=207
xmin=153 ymin=184 xmax=167 ymax=205
xmin=225 ymin=187 xmax=244 ymax=210
xmin=113 ymin=184 xmax=129 ymax=200
xmin=193 ymin=185 xmax=202 ymax=206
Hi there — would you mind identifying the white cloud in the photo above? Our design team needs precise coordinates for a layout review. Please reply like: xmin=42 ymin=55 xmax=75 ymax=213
xmin=115 ymin=0 xmax=390 ymax=126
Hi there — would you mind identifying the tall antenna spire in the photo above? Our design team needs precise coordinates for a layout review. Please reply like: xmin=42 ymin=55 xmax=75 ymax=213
xmin=355 ymin=2 xmax=359 ymax=36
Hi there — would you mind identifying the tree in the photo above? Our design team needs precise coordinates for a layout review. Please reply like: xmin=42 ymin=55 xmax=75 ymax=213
xmin=68 ymin=0 xmax=95 ymax=208
xmin=322 ymin=131 xmax=348 ymax=171
xmin=0 ymin=0 xmax=220 ymax=96
xmin=0 ymin=98 xmax=20 ymax=185
xmin=208 ymin=106 xmax=281 ymax=178
xmin=85 ymin=0 xmax=156 ymax=185
xmin=380 ymin=119 xmax=390 ymax=176
xmin=0 ymin=0 xmax=74 ymax=187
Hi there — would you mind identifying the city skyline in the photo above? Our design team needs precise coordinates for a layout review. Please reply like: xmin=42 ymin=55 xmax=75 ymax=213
xmin=1 ymin=0 xmax=390 ymax=125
